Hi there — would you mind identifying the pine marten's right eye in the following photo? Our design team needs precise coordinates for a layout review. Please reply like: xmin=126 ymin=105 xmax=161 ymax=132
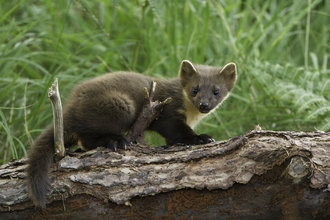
xmin=192 ymin=87 xmax=198 ymax=96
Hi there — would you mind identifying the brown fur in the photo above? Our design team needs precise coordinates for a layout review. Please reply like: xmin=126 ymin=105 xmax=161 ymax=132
xmin=26 ymin=60 xmax=237 ymax=207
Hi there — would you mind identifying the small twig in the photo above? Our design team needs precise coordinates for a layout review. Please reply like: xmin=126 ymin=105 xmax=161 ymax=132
xmin=126 ymin=81 xmax=172 ymax=144
xmin=48 ymin=78 xmax=65 ymax=161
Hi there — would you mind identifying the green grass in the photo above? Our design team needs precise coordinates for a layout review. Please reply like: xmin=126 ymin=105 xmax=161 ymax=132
xmin=0 ymin=0 xmax=329 ymax=163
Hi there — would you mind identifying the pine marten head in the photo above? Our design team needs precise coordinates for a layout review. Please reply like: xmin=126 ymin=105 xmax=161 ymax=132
xmin=179 ymin=60 xmax=237 ymax=114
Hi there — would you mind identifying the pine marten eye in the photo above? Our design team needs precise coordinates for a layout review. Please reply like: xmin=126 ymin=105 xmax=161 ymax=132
xmin=192 ymin=87 xmax=198 ymax=96
xmin=214 ymin=89 xmax=219 ymax=96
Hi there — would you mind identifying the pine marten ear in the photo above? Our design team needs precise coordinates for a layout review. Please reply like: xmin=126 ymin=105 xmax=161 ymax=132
xmin=179 ymin=60 xmax=198 ymax=87
xmin=218 ymin=62 xmax=237 ymax=91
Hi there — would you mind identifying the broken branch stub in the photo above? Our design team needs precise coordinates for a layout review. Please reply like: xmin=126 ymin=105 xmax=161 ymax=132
xmin=48 ymin=78 xmax=65 ymax=161
xmin=126 ymin=81 xmax=172 ymax=144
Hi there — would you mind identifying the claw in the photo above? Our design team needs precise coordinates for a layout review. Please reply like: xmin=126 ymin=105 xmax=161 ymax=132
xmin=108 ymin=135 xmax=129 ymax=150
xmin=198 ymin=134 xmax=215 ymax=144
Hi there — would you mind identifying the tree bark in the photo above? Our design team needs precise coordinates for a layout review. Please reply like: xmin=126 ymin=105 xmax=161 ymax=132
xmin=0 ymin=130 xmax=329 ymax=219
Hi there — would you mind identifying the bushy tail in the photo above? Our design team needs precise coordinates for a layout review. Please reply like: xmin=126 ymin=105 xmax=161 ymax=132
xmin=26 ymin=125 xmax=55 ymax=207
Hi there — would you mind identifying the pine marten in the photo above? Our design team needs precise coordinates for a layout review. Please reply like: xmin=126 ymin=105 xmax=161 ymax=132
xmin=26 ymin=60 xmax=237 ymax=207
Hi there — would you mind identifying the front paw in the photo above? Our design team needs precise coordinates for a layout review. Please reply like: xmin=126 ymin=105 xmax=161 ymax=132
xmin=194 ymin=134 xmax=215 ymax=145
xmin=108 ymin=135 xmax=129 ymax=151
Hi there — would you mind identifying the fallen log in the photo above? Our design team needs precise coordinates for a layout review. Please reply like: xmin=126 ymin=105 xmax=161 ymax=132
xmin=0 ymin=130 xmax=329 ymax=219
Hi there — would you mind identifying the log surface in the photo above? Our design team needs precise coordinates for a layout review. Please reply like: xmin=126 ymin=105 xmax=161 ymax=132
xmin=0 ymin=130 xmax=330 ymax=219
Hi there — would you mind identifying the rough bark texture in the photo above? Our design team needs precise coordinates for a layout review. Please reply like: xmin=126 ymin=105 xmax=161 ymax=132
xmin=0 ymin=130 xmax=330 ymax=219
xmin=48 ymin=78 xmax=65 ymax=161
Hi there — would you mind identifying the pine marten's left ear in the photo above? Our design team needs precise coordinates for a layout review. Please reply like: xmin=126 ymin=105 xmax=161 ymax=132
xmin=179 ymin=60 xmax=198 ymax=87
xmin=219 ymin=62 xmax=237 ymax=90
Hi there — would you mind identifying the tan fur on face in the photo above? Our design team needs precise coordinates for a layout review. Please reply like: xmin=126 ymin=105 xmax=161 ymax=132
xmin=181 ymin=91 xmax=208 ymax=128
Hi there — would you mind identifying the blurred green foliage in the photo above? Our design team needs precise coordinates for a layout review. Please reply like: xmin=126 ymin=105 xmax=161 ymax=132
xmin=0 ymin=0 xmax=329 ymax=163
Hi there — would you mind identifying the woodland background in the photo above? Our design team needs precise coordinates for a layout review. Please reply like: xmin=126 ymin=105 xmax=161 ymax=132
xmin=0 ymin=0 xmax=329 ymax=164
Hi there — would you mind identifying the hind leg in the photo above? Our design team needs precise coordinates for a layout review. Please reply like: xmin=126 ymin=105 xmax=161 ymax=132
xmin=66 ymin=92 xmax=139 ymax=150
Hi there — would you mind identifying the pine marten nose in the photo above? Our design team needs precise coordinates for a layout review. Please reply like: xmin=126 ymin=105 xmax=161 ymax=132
xmin=199 ymin=102 xmax=209 ymax=110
